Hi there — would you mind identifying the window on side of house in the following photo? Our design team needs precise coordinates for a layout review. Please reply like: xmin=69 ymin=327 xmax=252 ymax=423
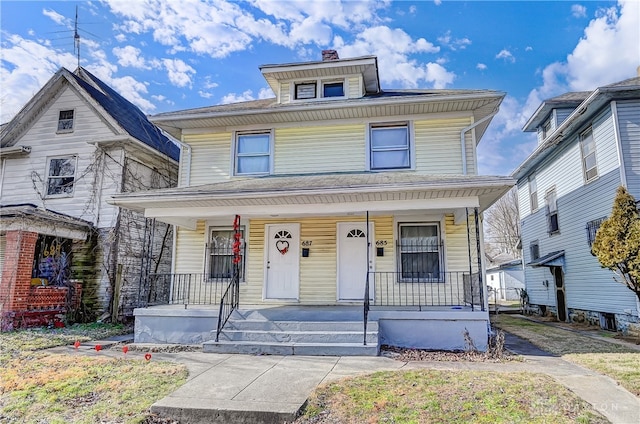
xmin=530 ymin=240 xmax=540 ymax=260
xmin=235 ymin=132 xmax=271 ymax=175
xmin=586 ymin=217 xmax=607 ymax=248
xmin=206 ymin=227 xmax=245 ymax=281
xmin=546 ymin=188 xmax=559 ymax=234
xmin=46 ymin=156 xmax=77 ymax=196
xmin=529 ymin=175 xmax=538 ymax=211
xmin=57 ymin=110 xmax=74 ymax=132
xmin=370 ymin=123 xmax=411 ymax=170
xmin=580 ymin=127 xmax=598 ymax=182
xmin=398 ymin=223 xmax=442 ymax=282
xmin=542 ymin=119 xmax=552 ymax=139
xmin=295 ymin=82 xmax=316 ymax=100
xmin=322 ymin=81 xmax=344 ymax=98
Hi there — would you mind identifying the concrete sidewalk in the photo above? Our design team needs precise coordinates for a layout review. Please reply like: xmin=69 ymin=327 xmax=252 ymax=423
xmin=50 ymin=333 xmax=640 ymax=424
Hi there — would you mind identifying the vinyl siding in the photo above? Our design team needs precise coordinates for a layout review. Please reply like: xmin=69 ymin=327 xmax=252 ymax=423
xmin=555 ymin=108 xmax=575 ymax=126
xmin=347 ymin=76 xmax=361 ymax=98
xmin=414 ymin=117 xmax=473 ymax=175
xmin=0 ymin=85 xmax=119 ymax=227
xmin=184 ymin=132 xmax=232 ymax=184
xmin=274 ymin=125 xmax=365 ymax=174
xmin=280 ymin=82 xmax=291 ymax=104
xmin=174 ymin=214 xmax=475 ymax=305
xmin=617 ymin=100 xmax=640 ymax=200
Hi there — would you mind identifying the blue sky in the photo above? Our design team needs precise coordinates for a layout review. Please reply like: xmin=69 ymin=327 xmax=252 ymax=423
xmin=1 ymin=1 xmax=638 ymax=175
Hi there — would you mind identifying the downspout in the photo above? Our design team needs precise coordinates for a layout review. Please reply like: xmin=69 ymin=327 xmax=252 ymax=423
xmin=460 ymin=110 xmax=498 ymax=175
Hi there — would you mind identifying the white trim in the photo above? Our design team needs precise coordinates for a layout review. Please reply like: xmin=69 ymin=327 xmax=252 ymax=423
xmin=56 ymin=108 xmax=75 ymax=133
xmin=611 ymin=101 xmax=627 ymax=188
xmin=394 ymin=216 xmax=447 ymax=279
xmin=366 ymin=121 xmax=414 ymax=171
xmin=204 ymin=223 xmax=247 ymax=283
xmin=232 ymin=129 xmax=274 ymax=176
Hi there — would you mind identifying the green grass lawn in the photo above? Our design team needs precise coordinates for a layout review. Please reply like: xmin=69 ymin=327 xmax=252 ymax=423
xmin=0 ymin=324 xmax=188 ymax=424
xmin=297 ymin=369 xmax=608 ymax=424
xmin=492 ymin=315 xmax=640 ymax=396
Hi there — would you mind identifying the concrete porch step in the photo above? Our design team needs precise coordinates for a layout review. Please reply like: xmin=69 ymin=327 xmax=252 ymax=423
xmin=227 ymin=319 xmax=378 ymax=332
xmin=219 ymin=329 xmax=378 ymax=344
xmin=202 ymin=340 xmax=379 ymax=356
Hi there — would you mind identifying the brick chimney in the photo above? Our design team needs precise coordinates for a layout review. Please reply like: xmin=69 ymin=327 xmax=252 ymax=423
xmin=322 ymin=50 xmax=339 ymax=61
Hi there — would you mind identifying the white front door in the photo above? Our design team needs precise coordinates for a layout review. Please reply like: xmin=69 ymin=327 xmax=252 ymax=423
xmin=337 ymin=222 xmax=374 ymax=301
xmin=265 ymin=223 xmax=300 ymax=300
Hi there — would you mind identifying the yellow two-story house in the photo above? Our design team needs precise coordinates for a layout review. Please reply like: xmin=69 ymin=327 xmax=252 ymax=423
xmin=112 ymin=51 xmax=514 ymax=354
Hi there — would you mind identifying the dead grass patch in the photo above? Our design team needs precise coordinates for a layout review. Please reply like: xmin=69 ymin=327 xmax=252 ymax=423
xmin=296 ymin=369 xmax=608 ymax=424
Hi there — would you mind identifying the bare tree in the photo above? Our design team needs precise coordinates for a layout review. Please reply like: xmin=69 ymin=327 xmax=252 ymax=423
xmin=484 ymin=188 xmax=521 ymax=258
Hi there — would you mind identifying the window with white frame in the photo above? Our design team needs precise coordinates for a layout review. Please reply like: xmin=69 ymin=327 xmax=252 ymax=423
xmin=529 ymin=175 xmax=538 ymax=211
xmin=57 ymin=110 xmax=74 ymax=132
xmin=295 ymin=82 xmax=316 ymax=100
xmin=322 ymin=81 xmax=344 ymax=97
xmin=398 ymin=224 xmax=442 ymax=281
xmin=207 ymin=228 xmax=245 ymax=281
xmin=580 ymin=127 xmax=598 ymax=182
xmin=46 ymin=156 xmax=77 ymax=196
xmin=542 ymin=119 xmax=552 ymax=139
xmin=370 ymin=123 xmax=411 ymax=170
xmin=235 ymin=132 xmax=271 ymax=175
xmin=546 ymin=188 xmax=559 ymax=234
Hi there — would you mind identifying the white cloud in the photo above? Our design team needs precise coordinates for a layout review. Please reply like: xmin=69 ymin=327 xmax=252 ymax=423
xmin=525 ymin=46 xmax=533 ymax=52
xmin=434 ymin=0 xmax=442 ymax=5
xmin=409 ymin=5 xmax=417 ymax=14
xmin=258 ymin=87 xmax=274 ymax=99
xmin=571 ymin=4 xmax=587 ymax=18
xmin=42 ymin=8 xmax=68 ymax=26
xmin=496 ymin=49 xmax=515 ymax=63
xmin=437 ymin=31 xmax=471 ymax=51
xmin=198 ymin=91 xmax=214 ymax=99
xmin=476 ymin=63 xmax=487 ymax=71
xmin=112 ymin=45 xmax=147 ymax=69
xmin=162 ymin=58 xmax=196 ymax=88
xmin=424 ymin=62 xmax=455 ymax=88
xmin=115 ymin=34 xmax=127 ymax=42
xmin=220 ymin=89 xmax=256 ymax=104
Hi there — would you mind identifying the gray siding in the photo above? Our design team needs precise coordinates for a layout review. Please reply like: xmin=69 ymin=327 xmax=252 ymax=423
xmin=618 ymin=100 xmax=640 ymax=200
xmin=555 ymin=108 xmax=575 ymax=126
xmin=522 ymin=169 xmax=635 ymax=314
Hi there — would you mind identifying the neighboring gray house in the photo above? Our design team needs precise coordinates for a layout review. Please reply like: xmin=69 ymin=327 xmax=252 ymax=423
xmin=512 ymin=75 xmax=640 ymax=335
xmin=0 ymin=67 xmax=180 ymax=329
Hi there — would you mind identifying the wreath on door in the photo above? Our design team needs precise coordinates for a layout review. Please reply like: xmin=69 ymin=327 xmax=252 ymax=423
xmin=274 ymin=230 xmax=292 ymax=255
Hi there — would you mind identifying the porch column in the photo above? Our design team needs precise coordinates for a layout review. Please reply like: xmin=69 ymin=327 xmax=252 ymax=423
xmin=0 ymin=230 xmax=38 ymax=330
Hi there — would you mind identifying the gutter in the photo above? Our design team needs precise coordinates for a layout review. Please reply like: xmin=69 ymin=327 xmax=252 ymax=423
xmin=0 ymin=145 xmax=32 ymax=157
xmin=460 ymin=110 xmax=498 ymax=175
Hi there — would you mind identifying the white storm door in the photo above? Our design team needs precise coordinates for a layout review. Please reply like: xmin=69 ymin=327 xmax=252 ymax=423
xmin=337 ymin=222 xmax=374 ymax=301
xmin=265 ymin=224 xmax=300 ymax=300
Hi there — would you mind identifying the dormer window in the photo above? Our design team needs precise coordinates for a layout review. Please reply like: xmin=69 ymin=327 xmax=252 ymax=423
xmin=57 ymin=110 xmax=74 ymax=132
xmin=542 ymin=119 xmax=552 ymax=139
xmin=323 ymin=81 xmax=344 ymax=97
xmin=295 ymin=83 xmax=316 ymax=100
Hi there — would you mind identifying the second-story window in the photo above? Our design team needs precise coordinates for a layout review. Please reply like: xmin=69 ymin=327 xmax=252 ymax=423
xmin=580 ymin=127 xmax=598 ymax=182
xmin=530 ymin=240 xmax=540 ymax=260
xmin=529 ymin=175 xmax=538 ymax=211
xmin=46 ymin=156 xmax=77 ymax=196
xmin=235 ymin=132 xmax=271 ymax=175
xmin=57 ymin=110 xmax=74 ymax=132
xmin=369 ymin=122 xmax=411 ymax=170
xmin=546 ymin=188 xmax=559 ymax=234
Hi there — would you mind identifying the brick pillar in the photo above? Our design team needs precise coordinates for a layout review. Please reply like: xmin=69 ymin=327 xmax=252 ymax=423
xmin=1 ymin=230 xmax=38 ymax=315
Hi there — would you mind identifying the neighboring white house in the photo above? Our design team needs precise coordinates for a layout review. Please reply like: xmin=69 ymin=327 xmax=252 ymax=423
xmin=0 ymin=67 xmax=179 ymax=330
xmin=512 ymin=75 xmax=640 ymax=335
xmin=486 ymin=254 xmax=524 ymax=301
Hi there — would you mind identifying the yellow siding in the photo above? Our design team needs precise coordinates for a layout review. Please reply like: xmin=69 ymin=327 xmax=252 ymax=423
xmin=274 ymin=124 xmax=365 ymax=174
xmin=348 ymin=76 xmax=361 ymax=98
xmin=414 ymin=117 xmax=472 ymax=175
xmin=184 ymin=132 xmax=231 ymax=184
xmin=174 ymin=222 xmax=206 ymax=274
xmin=280 ymin=82 xmax=290 ymax=103
xmin=444 ymin=214 xmax=478 ymax=273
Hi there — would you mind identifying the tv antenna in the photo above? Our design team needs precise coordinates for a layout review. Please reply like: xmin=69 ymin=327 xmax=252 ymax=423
xmin=74 ymin=6 xmax=80 ymax=68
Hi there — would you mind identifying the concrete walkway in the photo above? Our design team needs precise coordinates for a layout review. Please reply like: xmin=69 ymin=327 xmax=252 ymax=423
xmin=50 ymin=333 xmax=640 ymax=424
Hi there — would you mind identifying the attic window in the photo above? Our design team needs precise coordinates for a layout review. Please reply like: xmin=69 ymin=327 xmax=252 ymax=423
xmin=295 ymin=83 xmax=316 ymax=100
xmin=323 ymin=82 xmax=344 ymax=97
xmin=57 ymin=110 xmax=74 ymax=132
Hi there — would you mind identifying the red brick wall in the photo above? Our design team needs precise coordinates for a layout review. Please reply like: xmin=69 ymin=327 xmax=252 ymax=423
xmin=0 ymin=230 xmax=38 ymax=312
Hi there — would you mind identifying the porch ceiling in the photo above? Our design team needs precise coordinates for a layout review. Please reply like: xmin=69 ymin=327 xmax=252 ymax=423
xmin=109 ymin=173 xmax=514 ymax=229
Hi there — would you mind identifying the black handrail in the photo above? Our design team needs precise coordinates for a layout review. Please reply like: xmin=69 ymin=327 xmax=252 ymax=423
xmin=215 ymin=215 xmax=242 ymax=342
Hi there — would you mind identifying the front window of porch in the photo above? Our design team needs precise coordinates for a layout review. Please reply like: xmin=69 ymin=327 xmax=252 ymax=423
xmin=398 ymin=224 xmax=443 ymax=282
xmin=206 ymin=228 xmax=245 ymax=281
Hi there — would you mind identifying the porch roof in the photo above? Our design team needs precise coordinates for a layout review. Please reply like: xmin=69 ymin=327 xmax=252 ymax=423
xmin=0 ymin=204 xmax=94 ymax=240
xmin=527 ymin=250 xmax=565 ymax=268
xmin=109 ymin=172 xmax=514 ymax=229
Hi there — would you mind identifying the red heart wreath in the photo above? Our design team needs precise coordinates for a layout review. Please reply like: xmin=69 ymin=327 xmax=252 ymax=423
xmin=276 ymin=240 xmax=289 ymax=255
